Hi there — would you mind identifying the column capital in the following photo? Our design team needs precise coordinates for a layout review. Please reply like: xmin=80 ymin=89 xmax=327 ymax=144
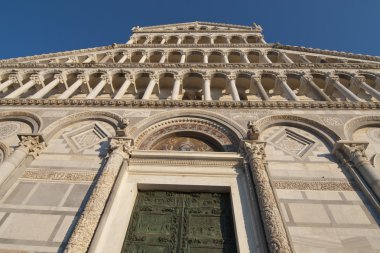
xmin=227 ymin=74 xmax=236 ymax=81
xmin=301 ymin=74 xmax=314 ymax=82
xmin=333 ymin=140 xmax=369 ymax=162
xmin=203 ymin=74 xmax=212 ymax=81
xmin=77 ymin=73 xmax=89 ymax=84
xmin=327 ymin=74 xmax=340 ymax=82
xmin=276 ymin=75 xmax=287 ymax=82
xmin=106 ymin=52 xmax=114 ymax=57
xmin=30 ymin=74 xmax=43 ymax=86
xmin=8 ymin=73 xmax=21 ymax=84
xmin=251 ymin=75 xmax=261 ymax=82
xmin=109 ymin=137 xmax=134 ymax=158
xmin=17 ymin=134 xmax=46 ymax=158
xmin=53 ymin=73 xmax=65 ymax=83
xmin=173 ymin=75 xmax=182 ymax=81
xmin=241 ymin=141 xmax=266 ymax=160
xmin=100 ymin=74 xmax=111 ymax=83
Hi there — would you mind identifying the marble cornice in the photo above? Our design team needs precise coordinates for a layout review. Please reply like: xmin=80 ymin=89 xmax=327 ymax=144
xmin=0 ymin=43 xmax=273 ymax=63
xmin=1 ymin=62 xmax=379 ymax=69
xmin=275 ymin=44 xmax=380 ymax=62
xmin=0 ymin=98 xmax=379 ymax=110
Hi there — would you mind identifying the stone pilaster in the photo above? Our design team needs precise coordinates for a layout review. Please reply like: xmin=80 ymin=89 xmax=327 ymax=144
xmin=334 ymin=141 xmax=380 ymax=203
xmin=65 ymin=137 xmax=134 ymax=253
xmin=241 ymin=141 xmax=292 ymax=253
xmin=0 ymin=134 xmax=45 ymax=195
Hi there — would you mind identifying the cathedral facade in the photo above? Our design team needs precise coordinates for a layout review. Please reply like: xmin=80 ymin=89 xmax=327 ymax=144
xmin=0 ymin=21 xmax=379 ymax=253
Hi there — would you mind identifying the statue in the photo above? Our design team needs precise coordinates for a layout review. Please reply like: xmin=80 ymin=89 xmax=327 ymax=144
xmin=247 ymin=121 xmax=260 ymax=140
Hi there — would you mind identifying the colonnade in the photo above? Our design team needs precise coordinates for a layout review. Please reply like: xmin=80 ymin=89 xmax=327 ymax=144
xmin=34 ymin=49 xmax=357 ymax=65
xmin=0 ymin=70 xmax=379 ymax=102
xmin=131 ymin=34 xmax=265 ymax=45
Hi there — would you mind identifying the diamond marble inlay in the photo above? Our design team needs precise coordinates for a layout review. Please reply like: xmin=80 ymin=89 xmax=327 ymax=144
xmin=274 ymin=129 xmax=315 ymax=157
xmin=63 ymin=123 xmax=110 ymax=152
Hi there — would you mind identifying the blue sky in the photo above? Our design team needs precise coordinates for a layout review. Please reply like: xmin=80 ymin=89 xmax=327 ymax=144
xmin=0 ymin=0 xmax=379 ymax=60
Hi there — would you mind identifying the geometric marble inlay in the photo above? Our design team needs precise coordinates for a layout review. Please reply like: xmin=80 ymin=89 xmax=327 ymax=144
xmin=367 ymin=128 xmax=380 ymax=143
xmin=0 ymin=122 xmax=20 ymax=139
xmin=275 ymin=129 xmax=315 ymax=157
xmin=63 ymin=122 xmax=110 ymax=153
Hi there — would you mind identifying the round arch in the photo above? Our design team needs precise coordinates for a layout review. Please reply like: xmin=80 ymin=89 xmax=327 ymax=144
xmin=42 ymin=111 xmax=124 ymax=141
xmin=0 ymin=111 xmax=42 ymax=134
xmin=130 ymin=109 xmax=246 ymax=151
xmin=344 ymin=115 xmax=380 ymax=140
xmin=255 ymin=115 xmax=340 ymax=148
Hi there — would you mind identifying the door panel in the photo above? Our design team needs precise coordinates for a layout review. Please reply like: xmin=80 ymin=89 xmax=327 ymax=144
xmin=121 ymin=191 xmax=237 ymax=253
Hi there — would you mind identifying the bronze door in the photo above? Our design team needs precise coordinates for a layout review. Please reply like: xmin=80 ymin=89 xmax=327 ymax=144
xmin=121 ymin=191 xmax=237 ymax=253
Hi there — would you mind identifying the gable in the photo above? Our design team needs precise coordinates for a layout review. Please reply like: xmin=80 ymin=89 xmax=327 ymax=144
xmin=133 ymin=21 xmax=256 ymax=32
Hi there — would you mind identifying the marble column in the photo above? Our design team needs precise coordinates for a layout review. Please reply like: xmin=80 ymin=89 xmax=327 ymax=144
xmin=31 ymin=74 xmax=63 ymax=99
xmin=180 ymin=53 xmax=186 ymax=63
xmin=142 ymin=77 xmax=156 ymax=100
xmin=113 ymin=75 xmax=132 ymax=99
xmin=276 ymin=75 xmax=299 ymax=101
xmin=300 ymin=75 xmax=332 ymax=102
xmin=334 ymin=141 xmax=380 ymax=202
xmin=352 ymin=76 xmax=380 ymax=101
xmin=227 ymin=75 xmax=240 ymax=101
xmin=327 ymin=76 xmax=363 ymax=102
xmin=0 ymin=134 xmax=45 ymax=194
xmin=203 ymin=76 xmax=212 ymax=101
xmin=280 ymin=52 xmax=294 ymax=64
xmin=159 ymin=52 xmax=167 ymax=63
xmin=87 ymin=74 xmax=109 ymax=99
xmin=203 ymin=54 xmax=208 ymax=63
xmin=259 ymin=37 xmax=266 ymax=43
xmin=59 ymin=74 xmax=87 ymax=99
xmin=5 ymin=74 xmax=41 ymax=99
xmin=243 ymin=53 xmax=250 ymax=63
xmin=259 ymin=52 xmax=272 ymax=63
xmin=117 ymin=53 xmax=129 ymax=63
xmin=223 ymin=54 xmax=229 ymax=63
xmin=299 ymin=54 xmax=311 ymax=63
xmin=0 ymin=75 xmax=18 ymax=93
xmin=65 ymin=137 xmax=134 ymax=253
xmin=160 ymin=36 xmax=166 ymax=44
xmin=143 ymin=37 xmax=150 ymax=44
xmin=171 ymin=76 xmax=181 ymax=100
xmin=241 ymin=141 xmax=292 ymax=253
xmin=177 ymin=37 xmax=182 ymax=44
xmin=252 ymin=76 xmax=269 ymax=100
xmin=138 ymin=53 xmax=147 ymax=63
xmin=82 ymin=55 xmax=95 ymax=63
xmin=100 ymin=52 xmax=114 ymax=63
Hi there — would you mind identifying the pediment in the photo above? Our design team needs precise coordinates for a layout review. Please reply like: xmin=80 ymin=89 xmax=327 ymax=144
xmin=133 ymin=21 xmax=257 ymax=32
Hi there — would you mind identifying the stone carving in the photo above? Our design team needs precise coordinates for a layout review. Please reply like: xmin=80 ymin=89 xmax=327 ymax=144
xmin=21 ymin=169 xmax=96 ymax=182
xmin=272 ymin=180 xmax=355 ymax=191
xmin=242 ymin=141 xmax=292 ymax=253
xmin=0 ymin=122 xmax=20 ymax=139
xmin=65 ymin=137 xmax=133 ymax=253
xmin=151 ymin=136 xmax=216 ymax=151
xmin=62 ymin=122 xmax=111 ymax=153
xmin=320 ymin=117 xmax=344 ymax=126
xmin=247 ymin=120 xmax=260 ymax=140
xmin=136 ymin=117 xmax=239 ymax=152
xmin=1 ymin=98 xmax=378 ymax=110
xmin=18 ymin=134 xmax=46 ymax=158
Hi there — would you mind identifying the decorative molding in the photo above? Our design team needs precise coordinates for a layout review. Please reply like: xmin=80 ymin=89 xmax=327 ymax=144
xmin=241 ymin=141 xmax=292 ymax=253
xmin=272 ymin=180 xmax=356 ymax=191
xmin=65 ymin=137 xmax=133 ymax=253
xmin=21 ymin=169 xmax=96 ymax=182
xmin=135 ymin=117 xmax=240 ymax=152
xmin=275 ymin=44 xmax=380 ymax=63
xmin=0 ymin=98 xmax=379 ymax=110
xmin=17 ymin=134 xmax=46 ymax=158
xmin=0 ymin=62 xmax=380 ymax=69
xmin=130 ymin=158 xmax=241 ymax=167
